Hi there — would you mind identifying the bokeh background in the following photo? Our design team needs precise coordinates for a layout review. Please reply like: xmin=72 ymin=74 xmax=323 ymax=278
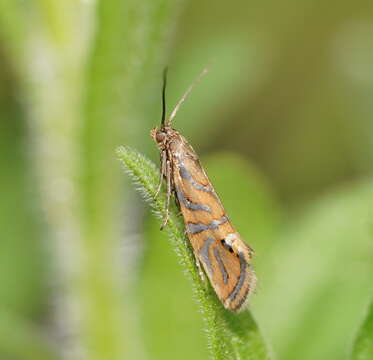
xmin=1 ymin=1 xmax=373 ymax=360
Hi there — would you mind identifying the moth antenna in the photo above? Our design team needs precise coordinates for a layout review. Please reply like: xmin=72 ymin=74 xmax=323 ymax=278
xmin=161 ymin=67 xmax=168 ymax=126
xmin=167 ymin=67 xmax=209 ymax=126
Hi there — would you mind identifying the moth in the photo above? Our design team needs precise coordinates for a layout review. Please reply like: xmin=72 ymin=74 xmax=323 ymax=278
xmin=151 ymin=69 xmax=256 ymax=312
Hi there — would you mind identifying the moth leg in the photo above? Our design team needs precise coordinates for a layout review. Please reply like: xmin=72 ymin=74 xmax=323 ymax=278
xmin=160 ymin=159 xmax=171 ymax=230
xmin=155 ymin=150 xmax=166 ymax=198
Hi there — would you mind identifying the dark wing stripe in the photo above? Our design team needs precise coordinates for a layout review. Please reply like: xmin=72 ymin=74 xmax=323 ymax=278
xmin=175 ymin=187 xmax=211 ymax=212
xmin=179 ymin=164 xmax=214 ymax=193
xmin=200 ymin=237 xmax=214 ymax=275
xmin=213 ymin=248 xmax=229 ymax=284
xmin=232 ymin=264 xmax=253 ymax=310
xmin=227 ymin=252 xmax=247 ymax=302
xmin=187 ymin=216 xmax=228 ymax=234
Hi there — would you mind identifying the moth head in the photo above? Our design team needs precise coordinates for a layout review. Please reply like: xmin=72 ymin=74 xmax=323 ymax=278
xmin=150 ymin=127 xmax=167 ymax=145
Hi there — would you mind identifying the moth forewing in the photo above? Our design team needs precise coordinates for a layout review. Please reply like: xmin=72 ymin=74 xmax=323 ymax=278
xmin=151 ymin=127 xmax=256 ymax=312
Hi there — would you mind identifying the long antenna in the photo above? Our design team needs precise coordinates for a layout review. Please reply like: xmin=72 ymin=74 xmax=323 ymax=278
xmin=161 ymin=68 xmax=168 ymax=126
xmin=167 ymin=67 xmax=209 ymax=126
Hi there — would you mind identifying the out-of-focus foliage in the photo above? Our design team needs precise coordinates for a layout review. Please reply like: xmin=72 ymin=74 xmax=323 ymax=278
xmin=353 ymin=297 xmax=373 ymax=360
xmin=256 ymin=180 xmax=373 ymax=360
xmin=0 ymin=0 xmax=373 ymax=359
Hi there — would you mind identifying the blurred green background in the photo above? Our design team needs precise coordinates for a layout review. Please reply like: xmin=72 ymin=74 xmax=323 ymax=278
xmin=1 ymin=1 xmax=373 ymax=360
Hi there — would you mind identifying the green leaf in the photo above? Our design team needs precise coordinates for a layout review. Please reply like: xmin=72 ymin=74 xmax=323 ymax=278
xmin=255 ymin=180 xmax=373 ymax=360
xmin=117 ymin=146 xmax=271 ymax=360
xmin=352 ymin=296 xmax=373 ymax=360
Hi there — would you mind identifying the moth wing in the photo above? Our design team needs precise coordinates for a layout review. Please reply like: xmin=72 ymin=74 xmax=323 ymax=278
xmin=172 ymin=152 xmax=255 ymax=311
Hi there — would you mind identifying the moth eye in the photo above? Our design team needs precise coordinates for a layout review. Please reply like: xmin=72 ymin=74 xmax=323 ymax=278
xmin=156 ymin=132 xmax=166 ymax=143
xmin=229 ymin=247 xmax=234 ymax=253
